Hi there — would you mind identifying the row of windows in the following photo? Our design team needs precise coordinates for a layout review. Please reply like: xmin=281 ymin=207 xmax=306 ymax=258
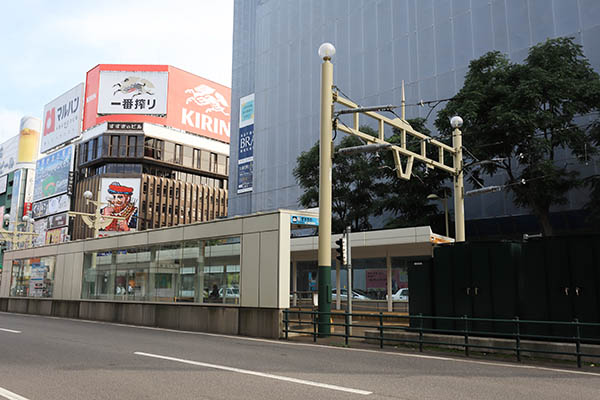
xmin=142 ymin=166 xmax=227 ymax=189
xmin=143 ymin=137 xmax=228 ymax=175
xmin=78 ymin=164 xmax=226 ymax=190
xmin=78 ymin=134 xmax=229 ymax=177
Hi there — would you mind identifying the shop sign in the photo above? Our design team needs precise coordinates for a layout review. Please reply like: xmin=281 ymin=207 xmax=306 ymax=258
xmin=41 ymin=83 xmax=84 ymax=153
xmin=98 ymin=70 xmax=168 ymax=115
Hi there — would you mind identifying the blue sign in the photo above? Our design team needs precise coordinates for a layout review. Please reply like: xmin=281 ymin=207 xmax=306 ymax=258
xmin=33 ymin=146 xmax=73 ymax=202
xmin=237 ymin=160 xmax=253 ymax=193
xmin=290 ymin=215 xmax=319 ymax=226
xmin=238 ymin=125 xmax=254 ymax=161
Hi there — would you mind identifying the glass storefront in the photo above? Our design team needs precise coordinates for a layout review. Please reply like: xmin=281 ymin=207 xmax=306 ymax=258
xmin=81 ymin=236 xmax=241 ymax=304
xmin=10 ymin=256 xmax=56 ymax=297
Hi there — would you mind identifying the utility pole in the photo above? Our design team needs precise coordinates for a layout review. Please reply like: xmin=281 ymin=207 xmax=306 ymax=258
xmin=345 ymin=225 xmax=352 ymax=336
xmin=317 ymin=42 xmax=336 ymax=336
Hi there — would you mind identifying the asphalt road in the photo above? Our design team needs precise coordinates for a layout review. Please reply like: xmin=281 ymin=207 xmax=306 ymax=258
xmin=1 ymin=312 xmax=600 ymax=400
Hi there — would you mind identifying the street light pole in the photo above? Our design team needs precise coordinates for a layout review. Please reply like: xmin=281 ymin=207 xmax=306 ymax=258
xmin=68 ymin=189 xmax=126 ymax=238
xmin=451 ymin=116 xmax=465 ymax=242
xmin=318 ymin=42 xmax=335 ymax=335
xmin=0 ymin=214 xmax=37 ymax=249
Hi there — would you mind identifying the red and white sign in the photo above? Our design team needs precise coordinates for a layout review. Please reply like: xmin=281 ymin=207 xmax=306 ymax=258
xmin=98 ymin=71 xmax=168 ymax=115
xmin=83 ymin=65 xmax=230 ymax=143
xmin=41 ymin=83 xmax=84 ymax=153
xmin=167 ymin=67 xmax=231 ymax=143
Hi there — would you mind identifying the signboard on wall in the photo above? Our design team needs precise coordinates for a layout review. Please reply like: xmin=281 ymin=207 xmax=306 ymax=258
xmin=48 ymin=213 xmax=68 ymax=229
xmin=9 ymin=170 xmax=22 ymax=230
xmin=32 ymin=193 xmax=70 ymax=219
xmin=33 ymin=146 xmax=73 ymax=202
xmin=0 ymin=175 xmax=7 ymax=194
xmin=99 ymin=178 xmax=140 ymax=234
xmin=45 ymin=227 xmax=68 ymax=245
xmin=18 ymin=117 xmax=41 ymax=167
xmin=33 ymin=218 xmax=47 ymax=247
xmin=167 ymin=67 xmax=231 ymax=143
xmin=0 ymin=136 xmax=20 ymax=177
xmin=237 ymin=93 xmax=254 ymax=194
xmin=98 ymin=70 xmax=168 ymax=115
xmin=41 ymin=83 xmax=84 ymax=153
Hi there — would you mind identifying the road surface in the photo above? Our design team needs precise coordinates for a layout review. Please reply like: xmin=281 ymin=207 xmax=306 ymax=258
xmin=1 ymin=312 xmax=599 ymax=399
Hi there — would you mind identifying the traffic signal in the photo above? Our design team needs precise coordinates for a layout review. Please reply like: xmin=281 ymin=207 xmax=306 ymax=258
xmin=335 ymin=236 xmax=347 ymax=265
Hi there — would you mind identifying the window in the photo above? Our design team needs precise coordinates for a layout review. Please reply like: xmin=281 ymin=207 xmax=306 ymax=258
xmin=10 ymin=257 xmax=56 ymax=298
xmin=210 ymin=152 xmax=218 ymax=173
xmin=183 ymin=146 xmax=193 ymax=167
xmin=127 ymin=136 xmax=137 ymax=157
xmin=91 ymin=138 xmax=98 ymax=160
xmin=174 ymin=144 xmax=183 ymax=164
xmin=194 ymin=149 xmax=201 ymax=169
xmin=109 ymin=135 xmax=119 ymax=157
xmin=200 ymin=151 xmax=210 ymax=171
xmin=164 ymin=141 xmax=175 ymax=163
xmin=81 ymin=142 xmax=89 ymax=163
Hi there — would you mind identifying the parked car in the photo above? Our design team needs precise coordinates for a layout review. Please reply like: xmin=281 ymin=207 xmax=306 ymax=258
xmin=332 ymin=288 xmax=369 ymax=300
xmin=219 ymin=287 xmax=240 ymax=298
xmin=387 ymin=288 xmax=409 ymax=301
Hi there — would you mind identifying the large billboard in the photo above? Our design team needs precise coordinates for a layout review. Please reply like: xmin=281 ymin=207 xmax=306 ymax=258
xmin=18 ymin=117 xmax=41 ymax=165
xmin=99 ymin=178 xmax=140 ymax=234
xmin=167 ymin=67 xmax=231 ymax=143
xmin=83 ymin=65 xmax=230 ymax=144
xmin=32 ymin=193 xmax=70 ymax=219
xmin=0 ymin=136 xmax=19 ymax=176
xmin=33 ymin=146 xmax=73 ymax=202
xmin=98 ymin=70 xmax=168 ymax=115
xmin=41 ymin=83 xmax=84 ymax=153
xmin=0 ymin=175 xmax=7 ymax=194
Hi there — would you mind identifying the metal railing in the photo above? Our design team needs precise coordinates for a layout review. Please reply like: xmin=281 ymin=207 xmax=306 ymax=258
xmin=282 ymin=310 xmax=600 ymax=368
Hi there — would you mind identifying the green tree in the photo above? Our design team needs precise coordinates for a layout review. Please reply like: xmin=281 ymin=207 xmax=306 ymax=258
xmin=374 ymin=118 xmax=451 ymax=231
xmin=436 ymin=37 xmax=600 ymax=236
xmin=293 ymin=126 xmax=379 ymax=233
xmin=294 ymin=122 xmax=450 ymax=234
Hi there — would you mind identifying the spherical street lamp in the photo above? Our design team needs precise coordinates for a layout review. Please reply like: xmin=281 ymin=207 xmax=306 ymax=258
xmin=83 ymin=190 xmax=93 ymax=200
xmin=450 ymin=115 xmax=463 ymax=129
xmin=318 ymin=42 xmax=336 ymax=60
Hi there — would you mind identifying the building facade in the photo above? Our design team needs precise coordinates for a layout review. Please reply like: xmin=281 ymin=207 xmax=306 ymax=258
xmin=31 ymin=64 xmax=232 ymax=241
xmin=71 ymin=121 xmax=229 ymax=239
xmin=229 ymin=0 xmax=600 ymax=237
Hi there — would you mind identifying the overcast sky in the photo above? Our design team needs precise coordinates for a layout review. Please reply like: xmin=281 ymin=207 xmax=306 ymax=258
xmin=0 ymin=0 xmax=233 ymax=143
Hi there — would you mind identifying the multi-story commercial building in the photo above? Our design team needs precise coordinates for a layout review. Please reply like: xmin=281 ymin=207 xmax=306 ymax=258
xmin=229 ymin=0 xmax=600 ymax=237
xmin=71 ymin=121 xmax=229 ymax=239
xmin=33 ymin=64 xmax=231 ymax=241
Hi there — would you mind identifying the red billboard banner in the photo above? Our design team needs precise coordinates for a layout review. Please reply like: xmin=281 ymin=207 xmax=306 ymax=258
xmin=23 ymin=202 xmax=32 ymax=217
xmin=83 ymin=64 xmax=230 ymax=144
xmin=167 ymin=67 xmax=231 ymax=143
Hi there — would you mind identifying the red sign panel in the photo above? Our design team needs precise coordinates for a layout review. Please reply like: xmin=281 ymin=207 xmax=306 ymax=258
xmin=82 ymin=64 xmax=230 ymax=144
xmin=166 ymin=67 xmax=231 ymax=143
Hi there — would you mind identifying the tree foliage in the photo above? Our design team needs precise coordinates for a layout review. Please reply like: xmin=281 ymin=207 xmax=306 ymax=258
xmin=294 ymin=123 xmax=449 ymax=233
xmin=436 ymin=37 xmax=600 ymax=235
xmin=374 ymin=118 xmax=451 ymax=231
xmin=293 ymin=126 xmax=379 ymax=233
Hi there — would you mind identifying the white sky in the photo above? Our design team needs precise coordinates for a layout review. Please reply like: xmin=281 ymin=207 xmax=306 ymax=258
xmin=0 ymin=0 xmax=233 ymax=143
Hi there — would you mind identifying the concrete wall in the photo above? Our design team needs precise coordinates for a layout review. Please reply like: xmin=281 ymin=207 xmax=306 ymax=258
xmin=0 ymin=297 xmax=282 ymax=339
xmin=1 ymin=210 xmax=299 ymax=309
xmin=0 ymin=209 xmax=310 ymax=338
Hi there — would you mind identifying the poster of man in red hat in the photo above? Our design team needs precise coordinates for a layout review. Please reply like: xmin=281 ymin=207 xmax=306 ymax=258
xmin=99 ymin=178 xmax=140 ymax=233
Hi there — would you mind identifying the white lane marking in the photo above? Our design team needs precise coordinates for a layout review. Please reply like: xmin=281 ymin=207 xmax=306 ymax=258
xmin=0 ymin=387 xmax=30 ymax=400
xmin=0 ymin=328 xmax=21 ymax=334
xmin=134 ymin=351 xmax=373 ymax=395
xmin=4 ymin=312 xmax=600 ymax=378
